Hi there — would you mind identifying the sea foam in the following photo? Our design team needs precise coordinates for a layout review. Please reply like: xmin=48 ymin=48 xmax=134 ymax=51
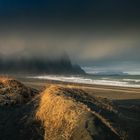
xmin=28 ymin=75 xmax=140 ymax=88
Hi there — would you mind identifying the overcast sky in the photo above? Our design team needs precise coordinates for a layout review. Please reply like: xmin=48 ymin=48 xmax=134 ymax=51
xmin=0 ymin=0 xmax=140 ymax=73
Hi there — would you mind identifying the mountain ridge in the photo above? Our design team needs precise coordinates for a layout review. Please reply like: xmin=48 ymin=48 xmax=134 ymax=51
xmin=0 ymin=55 xmax=85 ymax=75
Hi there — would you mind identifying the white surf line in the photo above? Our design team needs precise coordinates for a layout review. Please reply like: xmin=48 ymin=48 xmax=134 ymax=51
xmin=26 ymin=76 xmax=140 ymax=93
xmin=28 ymin=76 xmax=140 ymax=88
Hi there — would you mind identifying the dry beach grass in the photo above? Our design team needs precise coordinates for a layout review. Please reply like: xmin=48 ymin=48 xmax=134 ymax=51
xmin=0 ymin=76 xmax=38 ymax=106
xmin=35 ymin=85 xmax=120 ymax=140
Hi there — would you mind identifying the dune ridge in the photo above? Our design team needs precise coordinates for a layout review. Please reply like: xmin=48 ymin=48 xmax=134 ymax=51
xmin=35 ymin=85 xmax=120 ymax=140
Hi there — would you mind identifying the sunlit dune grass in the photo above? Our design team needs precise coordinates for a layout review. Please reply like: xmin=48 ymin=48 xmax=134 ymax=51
xmin=36 ymin=85 xmax=90 ymax=140
xmin=35 ymin=85 xmax=120 ymax=140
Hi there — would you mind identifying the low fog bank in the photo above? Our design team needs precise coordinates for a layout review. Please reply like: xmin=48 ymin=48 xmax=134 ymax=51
xmin=0 ymin=53 xmax=85 ymax=75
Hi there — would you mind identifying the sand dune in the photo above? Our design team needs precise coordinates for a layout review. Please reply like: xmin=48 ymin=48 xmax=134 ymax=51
xmin=36 ymin=85 xmax=120 ymax=140
xmin=0 ymin=77 xmax=140 ymax=140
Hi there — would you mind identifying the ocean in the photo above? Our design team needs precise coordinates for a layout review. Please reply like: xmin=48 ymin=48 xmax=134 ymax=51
xmin=29 ymin=75 xmax=140 ymax=88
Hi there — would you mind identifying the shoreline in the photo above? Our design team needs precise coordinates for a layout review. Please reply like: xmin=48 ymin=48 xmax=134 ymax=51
xmin=28 ymin=75 xmax=140 ymax=88
xmin=2 ymin=73 xmax=140 ymax=88
xmin=17 ymin=77 xmax=140 ymax=100
xmin=19 ymin=77 xmax=140 ymax=89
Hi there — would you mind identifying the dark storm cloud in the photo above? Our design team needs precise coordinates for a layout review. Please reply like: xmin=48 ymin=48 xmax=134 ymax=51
xmin=0 ymin=0 xmax=139 ymax=32
xmin=0 ymin=0 xmax=140 ymax=70
xmin=0 ymin=30 xmax=139 ymax=63
xmin=0 ymin=0 xmax=140 ymax=24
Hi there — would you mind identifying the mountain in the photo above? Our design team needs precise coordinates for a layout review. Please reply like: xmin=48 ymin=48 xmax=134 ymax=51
xmin=0 ymin=55 xmax=85 ymax=75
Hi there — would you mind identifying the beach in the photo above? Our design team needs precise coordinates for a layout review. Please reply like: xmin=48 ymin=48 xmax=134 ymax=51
xmin=0 ymin=76 xmax=140 ymax=140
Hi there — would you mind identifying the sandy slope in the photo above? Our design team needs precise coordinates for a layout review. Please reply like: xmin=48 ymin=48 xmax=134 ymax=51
xmin=0 ymin=77 xmax=140 ymax=140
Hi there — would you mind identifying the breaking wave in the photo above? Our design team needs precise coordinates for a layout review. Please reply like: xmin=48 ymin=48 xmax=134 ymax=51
xmin=28 ymin=75 xmax=140 ymax=88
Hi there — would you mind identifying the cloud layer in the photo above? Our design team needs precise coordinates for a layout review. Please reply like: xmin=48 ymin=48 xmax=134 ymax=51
xmin=0 ymin=28 xmax=139 ymax=64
